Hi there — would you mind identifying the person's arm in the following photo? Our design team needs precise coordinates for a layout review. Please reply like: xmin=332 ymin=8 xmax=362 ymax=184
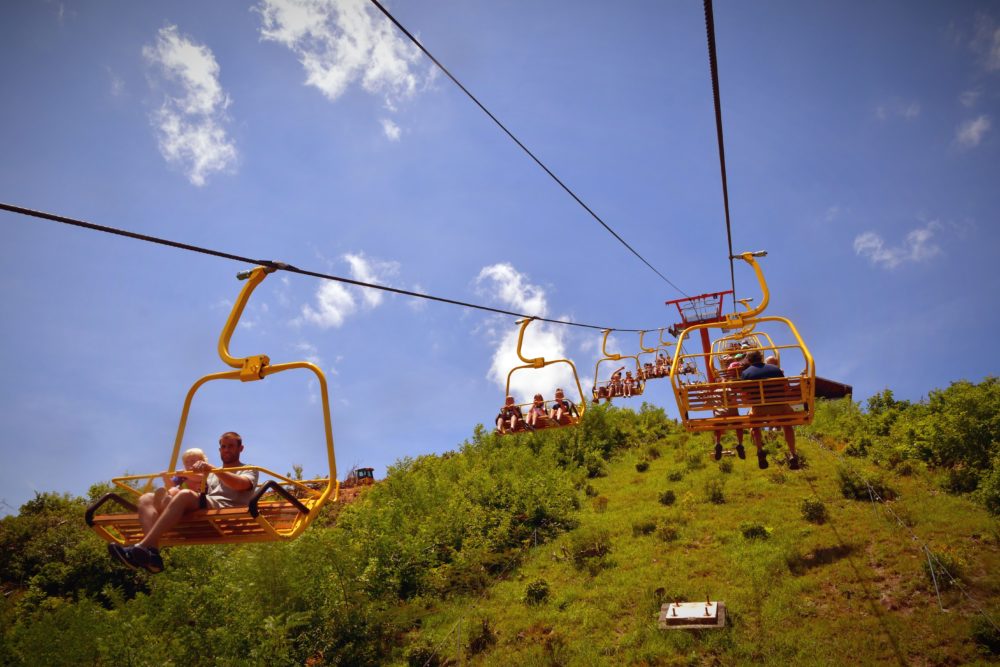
xmin=214 ymin=469 xmax=254 ymax=491
xmin=192 ymin=460 xmax=254 ymax=491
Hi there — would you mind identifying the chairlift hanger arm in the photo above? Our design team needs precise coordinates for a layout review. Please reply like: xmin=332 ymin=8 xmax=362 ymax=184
xmin=722 ymin=252 xmax=770 ymax=327
xmin=600 ymin=329 xmax=622 ymax=361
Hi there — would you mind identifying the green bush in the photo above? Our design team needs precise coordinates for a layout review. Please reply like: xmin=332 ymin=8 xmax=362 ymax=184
xmin=943 ymin=467 xmax=980 ymax=494
xmin=740 ymin=522 xmax=770 ymax=540
xmin=406 ymin=643 xmax=440 ymax=667
xmin=658 ymin=490 xmax=676 ymax=506
xmin=800 ymin=498 xmax=828 ymax=524
xmin=977 ymin=462 xmax=1000 ymax=516
xmin=718 ymin=458 xmax=733 ymax=474
xmin=656 ymin=524 xmax=680 ymax=542
xmin=523 ymin=579 xmax=550 ymax=605
xmin=705 ymin=480 xmax=725 ymax=505
xmin=667 ymin=470 xmax=684 ymax=482
xmin=467 ymin=618 xmax=497 ymax=655
xmin=569 ymin=529 xmax=612 ymax=574
xmin=686 ymin=453 xmax=706 ymax=471
xmin=971 ymin=614 xmax=1000 ymax=654
xmin=646 ymin=445 xmax=662 ymax=460
xmin=632 ymin=520 xmax=656 ymax=537
xmin=584 ymin=484 xmax=598 ymax=497
xmin=636 ymin=460 xmax=650 ymax=473
xmin=837 ymin=464 xmax=894 ymax=501
xmin=923 ymin=548 xmax=963 ymax=592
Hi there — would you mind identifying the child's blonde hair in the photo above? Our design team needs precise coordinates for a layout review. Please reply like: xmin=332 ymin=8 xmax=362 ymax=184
xmin=181 ymin=448 xmax=207 ymax=467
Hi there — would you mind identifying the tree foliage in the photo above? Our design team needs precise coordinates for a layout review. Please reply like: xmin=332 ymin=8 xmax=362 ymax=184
xmin=1 ymin=405 xmax=680 ymax=665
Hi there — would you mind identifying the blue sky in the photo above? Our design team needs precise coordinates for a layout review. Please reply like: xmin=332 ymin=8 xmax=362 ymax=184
xmin=2 ymin=0 xmax=998 ymax=514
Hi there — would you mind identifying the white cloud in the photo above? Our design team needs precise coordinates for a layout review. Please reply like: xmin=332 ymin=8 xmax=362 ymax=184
xmin=257 ymin=0 xmax=433 ymax=135
xmin=407 ymin=284 xmax=427 ymax=311
xmin=344 ymin=251 xmax=399 ymax=307
xmin=476 ymin=263 xmax=548 ymax=317
xmin=300 ymin=281 xmax=356 ymax=328
xmin=380 ymin=117 xmax=401 ymax=141
xmin=299 ymin=251 xmax=399 ymax=327
xmin=294 ymin=341 xmax=323 ymax=366
xmin=959 ymin=89 xmax=981 ymax=107
xmin=476 ymin=264 xmax=575 ymax=403
xmin=144 ymin=25 xmax=237 ymax=186
xmin=874 ymin=100 xmax=920 ymax=121
xmin=824 ymin=206 xmax=841 ymax=223
xmin=853 ymin=221 xmax=943 ymax=270
xmin=970 ymin=13 xmax=1000 ymax=71
xmin=107 ymin=67 xmax=125 ymax=97
xmin=956 ymin=115 xmax=991 ymax=147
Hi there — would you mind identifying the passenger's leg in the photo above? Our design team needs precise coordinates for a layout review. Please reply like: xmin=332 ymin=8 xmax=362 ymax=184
xmin=137 ymin=492 xmax=160 ymax=535
xmin=137 ymin=490 xmax=201 ymax=550
xmin=784 ymin=426 xmax=796 ymax=455
xmin=752 ymin=428 xmax=768 ymax=469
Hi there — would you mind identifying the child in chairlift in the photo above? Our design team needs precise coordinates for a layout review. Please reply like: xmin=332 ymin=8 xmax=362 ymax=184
xmin=155 ymin=447 xmax=208 ymax=511
xmin=527 ymin=393 xmax=549 ymax=429
xmin=496 ymin=395 xmax=525 ymax=433
xmin=549 ymin=388 xmax=577 ymax=424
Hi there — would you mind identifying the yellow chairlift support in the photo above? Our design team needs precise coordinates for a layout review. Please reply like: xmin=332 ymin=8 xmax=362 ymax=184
xmin=86 ymin=266 xmax=339 ymax=546
xmin=496 ymin=317 xmax=586 ymax=433
xmin=592 ymin=329 xmax=645 ymax=402
xmin=669 ymin=252 xmax=815 ymax=432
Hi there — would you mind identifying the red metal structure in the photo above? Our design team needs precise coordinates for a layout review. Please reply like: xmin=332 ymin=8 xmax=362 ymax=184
xmin=665 ymin=291 xmax=733 ymax=382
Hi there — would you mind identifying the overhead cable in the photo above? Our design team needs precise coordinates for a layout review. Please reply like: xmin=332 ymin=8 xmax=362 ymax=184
xmin=367 ymin=0 xmax=687 ymax=296
xmin=0 ymin=202 xmax=659 ymax=333
xmin=703 ymin=0 xmax=738 ymax=312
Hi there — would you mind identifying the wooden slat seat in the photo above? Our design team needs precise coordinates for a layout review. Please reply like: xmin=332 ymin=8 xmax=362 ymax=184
xmin=87 ymin=483 xmax=315 ymax=546
xmin=89 ymin=501 xmax=307 ymax=546
xmin=679 ymin=376 xmax=812 ymax=432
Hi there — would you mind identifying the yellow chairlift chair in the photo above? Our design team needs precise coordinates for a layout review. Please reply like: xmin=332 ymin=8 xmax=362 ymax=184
xmin=495 ymin=318 xmax=586 ymax=434
xmin=86 ymin=266 xmax=339 ymax=546
xmin=591 ymin=329 xmax=645 ymax=403
xmin=669 ymin=252 xmax=815 ymax=432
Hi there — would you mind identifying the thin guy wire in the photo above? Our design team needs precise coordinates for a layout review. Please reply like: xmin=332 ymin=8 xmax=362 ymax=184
xmin=806 ymin=432 xmax=999 ymax=633
xmin=703 ymin=0 xmax=738 ymax=312
xmin=0 ymin=202 xmax=657 ymax=333
xmin=367 ymin=0 xmax=687 ymax=297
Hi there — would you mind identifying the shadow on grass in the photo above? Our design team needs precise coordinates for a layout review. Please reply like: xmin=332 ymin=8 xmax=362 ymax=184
xmin=804 ymin=475 xmax=909 ymax=667
xmin=786 ymin=544 xmax=856 ymax=576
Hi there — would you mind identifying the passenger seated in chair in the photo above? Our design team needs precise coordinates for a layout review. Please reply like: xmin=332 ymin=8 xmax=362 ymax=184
xmin=623 ymin=371 xmax=636 ymax=397
xmin=765 ymin=355 xmax=779 ymax=367
xmin=713 ymin=360 xmax=747 ymax=461
xmin=609 ymin=367 xmax=625 ymax=397
xmin=656 ymin=354 xmax=669 ymax=376
xmin=642 ymin=362 xmax=654 ymax=380
xmin=740 ymin=350 xmax=799 ymax=471
xmin=526 ymin=394 xmax=549 ymax=428
xmin=549 ymin=388 xmax=578 ymax=424
xmin=594 ymin=385 xmax=610 ymax=405
xmin=154 ymin=447 xmax=208 ymax=512
xmin=496 ymin=395 xmax=525 ymax=433
xmin=108 ymin=431 xmax=258 ymax=574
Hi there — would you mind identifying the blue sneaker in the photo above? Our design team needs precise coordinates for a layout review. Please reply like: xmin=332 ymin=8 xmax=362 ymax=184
xmin=108 ymin=544 xmax=164 ymax=573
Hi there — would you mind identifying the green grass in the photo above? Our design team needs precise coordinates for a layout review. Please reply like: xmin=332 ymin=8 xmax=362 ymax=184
xmin=395 ymin=434 xmax=1000 ymax=665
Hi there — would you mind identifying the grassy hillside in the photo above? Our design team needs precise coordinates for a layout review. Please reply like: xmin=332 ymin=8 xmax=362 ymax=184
xmin=399 ymin=430 xmax=1000 ymax=665
xmin=2 ymin=396 xmax=999 ymax=666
